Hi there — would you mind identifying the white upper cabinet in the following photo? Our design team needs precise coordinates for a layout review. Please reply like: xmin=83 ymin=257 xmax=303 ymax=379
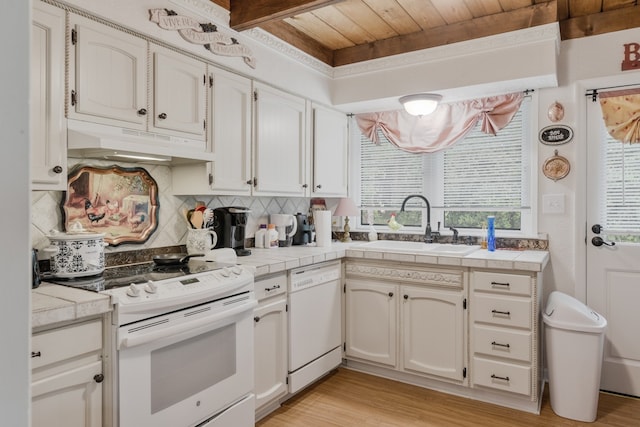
xmin=31 ymin=1 xmax=66 ymax=190
xmin=312 ymin=104 xmax=348 ymax=197
xmin=69 ymin=14 xmax=147 ymax=129
xmin=253 ymin=82 xmax=310 ymax=197
xmin=150 ymin=45 xmax=207 ymax=139
xmin=209 ymin=68 xmax=253 ymax=195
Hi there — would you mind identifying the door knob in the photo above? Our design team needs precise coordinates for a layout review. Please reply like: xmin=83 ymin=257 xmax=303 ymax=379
xmin=592 ymin=236 xmax=615 ymax=247
xmin=592 ymin=224 xmax=603 ymax=234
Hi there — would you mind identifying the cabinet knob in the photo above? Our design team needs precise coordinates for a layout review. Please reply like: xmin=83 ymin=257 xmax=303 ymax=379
xmin=254 ymin=316 xmax=260 ymax=323
xmin=403 ymin=294 xmax=409 ymax=300
xmin=388 ymin=292 xmax=394 ymax=297
xmin=302 ymin=184 xmax=308 ymax=189
xmin=158 ymin=112 xmax=167 ymax=120
xmin=93 ymin=374 xmax=104 ymax=383
xmin=316 ymin=184 xmax=322 ymax=189
xmin=31 ymin=351 xmax=41 ymax=358
xmin=137 ymin=108 xmax=147 ymax=116
xmin=52 ymin=165 xmax=63 ymax=174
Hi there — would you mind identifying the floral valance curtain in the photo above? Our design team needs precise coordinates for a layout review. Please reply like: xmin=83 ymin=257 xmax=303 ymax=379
xmin=355 ymin=92 xmax=524 ymax=154
xmin=599 ymin=89 xmax=640 ymax=143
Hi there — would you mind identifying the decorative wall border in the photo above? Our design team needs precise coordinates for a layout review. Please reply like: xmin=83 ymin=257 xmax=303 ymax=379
xmin=346 ymin=262 xmax=463 ymax=288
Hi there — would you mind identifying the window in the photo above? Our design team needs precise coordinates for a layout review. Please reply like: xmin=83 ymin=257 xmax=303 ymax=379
xmin=355 ymin=96 xmax=534 ymax=235
xmin=599 ymin=126 xmax=640 ymax=242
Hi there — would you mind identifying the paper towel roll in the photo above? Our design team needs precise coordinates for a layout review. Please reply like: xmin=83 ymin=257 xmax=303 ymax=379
xmin=314 ymin=210 xmax=332 ymax=247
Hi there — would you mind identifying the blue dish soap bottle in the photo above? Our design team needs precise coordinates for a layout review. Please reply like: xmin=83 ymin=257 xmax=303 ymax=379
xmin=487 ymin=216 xmax=496 ymax=252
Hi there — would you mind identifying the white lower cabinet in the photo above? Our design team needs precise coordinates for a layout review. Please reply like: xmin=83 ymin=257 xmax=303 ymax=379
xmin=31 ymin=318 xmax=103 ymax=427
xmin=345 ymin=279 xmax=397 ymax=367
xmin=253 ymin=273 xmax=288 ymax=418
xmin=470 ymin=270 xmax=542 ymax=399
xmin=402 ymin=286 xmax=465 ymax=381
xmin=345 ymin=261 xmax=467 ymax=383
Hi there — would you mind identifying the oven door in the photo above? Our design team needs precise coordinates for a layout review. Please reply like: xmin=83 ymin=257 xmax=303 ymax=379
xmin=116 ymin=295 xmax=256 ymax=427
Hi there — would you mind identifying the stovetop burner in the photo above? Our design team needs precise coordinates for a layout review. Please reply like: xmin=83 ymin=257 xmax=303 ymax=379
xmin=45 ymin=259 xmax=235 ymax=292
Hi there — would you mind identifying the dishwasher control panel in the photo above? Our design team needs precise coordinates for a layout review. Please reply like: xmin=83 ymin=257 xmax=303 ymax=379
xmin=289 ymin=260 xmax=341 ymax=292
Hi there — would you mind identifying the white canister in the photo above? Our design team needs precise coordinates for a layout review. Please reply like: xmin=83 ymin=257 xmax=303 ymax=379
xmin=44 ymin=230 xmax=108 ymax=278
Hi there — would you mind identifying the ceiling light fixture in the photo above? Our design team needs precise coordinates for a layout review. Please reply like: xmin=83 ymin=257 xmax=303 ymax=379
xmin=399 ymin=93 xmax=442 ymax=116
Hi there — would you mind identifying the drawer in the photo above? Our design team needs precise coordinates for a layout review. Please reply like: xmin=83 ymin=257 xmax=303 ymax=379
xmin=473 ymin=324 xmax=532 ymax=362
xmin=472 ymin=271 xmax=532 ymax=296
xmin=31 ymin=319 xmax=102 ymax=370
xmin=254 ymin=272 xmax=287 ymax=301
xmin=472 ymin=294 xmax=531 ymax=329
xmin=472 ymin=356 xmax=531 ymax=396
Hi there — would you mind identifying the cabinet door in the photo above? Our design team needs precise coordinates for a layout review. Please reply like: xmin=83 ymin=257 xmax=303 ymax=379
xmin=254 ymin=297 xmax=288 ymax=411
xmin=32 ymin=361 xmax=103 ymax=427
xmin=151 ymin=46 xmax=207 ymax=138
xmin=312 ymin=104 xmax=348 ymax=197
xmin=31 ymin=2 xmax=66 ymax=190
xmin=402 ymin=286 xmax=465 ymax=381
xmin=253 ymin=83 xmax=309 ymax=196
xmin=210 ymin=68 xmax=253 ymax=195
xmin=345 ymin=278 xmax=397 ymax=367
xmin=70 ymin=14 xmax=147 ymax=129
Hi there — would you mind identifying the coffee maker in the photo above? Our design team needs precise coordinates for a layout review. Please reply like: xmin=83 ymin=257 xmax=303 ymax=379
xmin=212 ymin=207 xmax=251 ymax=256
xmin=292 ymin=213 xmax=313 ymax=245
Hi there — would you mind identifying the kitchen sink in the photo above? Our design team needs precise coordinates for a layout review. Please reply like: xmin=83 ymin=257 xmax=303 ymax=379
xmin=355 ymin=240 xmax=480 ymax=256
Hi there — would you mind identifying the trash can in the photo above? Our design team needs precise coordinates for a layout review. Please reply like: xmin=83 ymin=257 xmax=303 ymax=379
xmin=543 ymin=291 xmax=607 ymax=422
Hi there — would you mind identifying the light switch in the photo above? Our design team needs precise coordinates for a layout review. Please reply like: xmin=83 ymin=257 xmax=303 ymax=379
xmin=542 ymin=193 xmax=565 ymax=214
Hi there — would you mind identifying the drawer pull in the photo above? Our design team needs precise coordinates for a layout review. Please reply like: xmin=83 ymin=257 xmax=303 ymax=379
xmin=254 ymin=316 xmax=260 ymax=323
xmin=265 ymin=284 xmax=281 ymax=291
xmin=491 ymin=281 xmax=510 ymax=287
xmin=491 ymin=309 xmax=511 ymax=316
xmin=491 ymin=374 xmax=510 ymax=382
xmin=93 ymin=374 xmax=104 ymax=383
xmin=491 ymin=341 xmax=511 ymax=348
xmin=31 ymin=351 xmax=41 ymax=358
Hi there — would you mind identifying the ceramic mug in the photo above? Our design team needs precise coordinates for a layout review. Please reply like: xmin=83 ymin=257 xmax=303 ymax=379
xmin=186 ymin=229 xmax=218 ymax=254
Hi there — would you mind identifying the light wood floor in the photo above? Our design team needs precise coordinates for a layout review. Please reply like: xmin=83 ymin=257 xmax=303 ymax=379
xmin=256 ymin=368 xmax=640 ymax=427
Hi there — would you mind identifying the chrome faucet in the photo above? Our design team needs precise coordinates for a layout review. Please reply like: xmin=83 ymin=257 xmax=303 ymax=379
xmin=400 ymin=194 xmax=433 ymax=243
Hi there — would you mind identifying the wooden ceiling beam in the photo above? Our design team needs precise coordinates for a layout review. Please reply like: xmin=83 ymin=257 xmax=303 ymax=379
xmin=560 ymin=4 xmax=640 ymax=39
xmin=230 ymin=0 xmax=343 ymax=32
xmin=260 ymin=21 xmax=335 ymax=65
xmin=333 ymin=1 xmax=557 ymax=66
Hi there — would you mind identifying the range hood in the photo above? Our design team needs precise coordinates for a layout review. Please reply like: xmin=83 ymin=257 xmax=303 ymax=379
xmin=67 ymin=120 xmax=214 ymax=165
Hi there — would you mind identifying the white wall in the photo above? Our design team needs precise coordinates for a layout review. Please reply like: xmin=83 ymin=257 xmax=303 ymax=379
xmin=1 ymin=0 xmax=31 ymax=425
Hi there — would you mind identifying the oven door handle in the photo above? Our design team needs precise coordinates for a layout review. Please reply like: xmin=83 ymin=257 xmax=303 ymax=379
xmin=118 ymin=300 xmax=257 ymax=350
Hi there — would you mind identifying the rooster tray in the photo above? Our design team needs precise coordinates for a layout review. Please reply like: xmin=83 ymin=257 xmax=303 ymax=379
xmin=61 ymin=165 xmax=159 ymax=246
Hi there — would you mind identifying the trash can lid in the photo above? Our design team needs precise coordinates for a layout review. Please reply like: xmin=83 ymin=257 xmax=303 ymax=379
xmin=543 ymin=291 xmax=607 ymax=333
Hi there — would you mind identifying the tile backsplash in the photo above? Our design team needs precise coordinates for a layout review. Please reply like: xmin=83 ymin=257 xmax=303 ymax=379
xmin=31 ymin=159 xmax=310 ymax=256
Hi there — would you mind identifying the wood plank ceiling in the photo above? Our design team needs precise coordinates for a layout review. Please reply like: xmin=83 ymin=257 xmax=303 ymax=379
xmin=211 ymin=1 xmax=640 ymax=67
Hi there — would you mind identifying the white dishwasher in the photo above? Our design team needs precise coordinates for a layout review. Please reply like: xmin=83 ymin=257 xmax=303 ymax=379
xmin=288 ymin=260 xmax=342 ymax=394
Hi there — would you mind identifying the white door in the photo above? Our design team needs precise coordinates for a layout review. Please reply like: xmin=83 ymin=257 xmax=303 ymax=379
xmin=210 ymin=68 xmax=253 ymax=195
xmin=253 ymin=83 xmax=309 ymax=196
xmin=253 ymin=297 xmax=288 ymax=411
xmin=345 ymin=278 xmax=398 ymax=367
xmin=70 ymin=15 xmax=147 ymax=129
xmin=151 ymin=47 xmax=207 ymax=138
xmin=586 ymin=91 xmax=640 ymax=397
xmin=31 ymin=2 xmax=66 ymax=190
xmin=312 ymin=104 xmax=348 ymax=197
xmin=401 ymin=286 xmax=465 ymax=381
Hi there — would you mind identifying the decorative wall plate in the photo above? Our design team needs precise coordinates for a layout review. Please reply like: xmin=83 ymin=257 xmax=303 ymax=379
xmin=61 ymin=165 xmax=159 ymax=246
xmin=547 ymin=101 xmax=565 ymax=122
xmin=543 ymin=150 xmax=571 ymax=181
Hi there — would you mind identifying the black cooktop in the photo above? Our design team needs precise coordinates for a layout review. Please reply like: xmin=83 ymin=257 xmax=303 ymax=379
xmin=44 ymin=260 xmax=233 ymax=292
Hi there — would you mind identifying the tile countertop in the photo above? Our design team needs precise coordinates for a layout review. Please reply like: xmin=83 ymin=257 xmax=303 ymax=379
xmin=345 ymin=244 xmax=549 ymax=272
xmin=32 ymin=240 xmax=548 ymax=329
xmin=237 ymin=241 xmax=549 ymax=275
xmin=32 ymin=283 xmax=111 ymax=330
